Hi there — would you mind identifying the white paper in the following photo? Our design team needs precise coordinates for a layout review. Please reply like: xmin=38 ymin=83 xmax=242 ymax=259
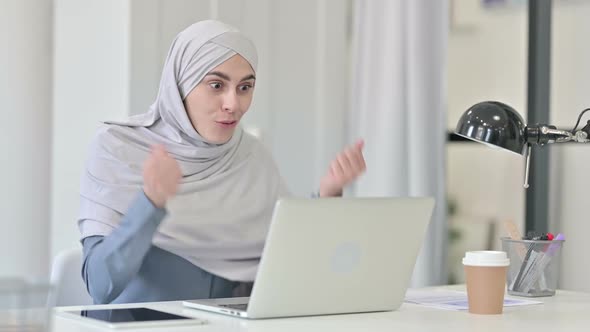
xmin=404 ymin=289 xmax=543 ymax=311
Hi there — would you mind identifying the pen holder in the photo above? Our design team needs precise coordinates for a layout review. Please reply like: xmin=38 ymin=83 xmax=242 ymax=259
xmin=0 ymin=277 xmax=53 ymax=332
xmin=501 ymin=237 xmax=564 ymax=297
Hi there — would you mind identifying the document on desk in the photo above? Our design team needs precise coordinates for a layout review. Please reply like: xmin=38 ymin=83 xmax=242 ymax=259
xmin=404 ymin=289 xmax=543 ymax=311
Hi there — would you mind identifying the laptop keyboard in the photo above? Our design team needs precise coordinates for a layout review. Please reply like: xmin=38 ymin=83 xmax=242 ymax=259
xmin=219 ymin=303 xmax=249 ymax=311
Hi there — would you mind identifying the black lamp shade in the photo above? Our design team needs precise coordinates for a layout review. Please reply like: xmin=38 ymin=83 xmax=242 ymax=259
xmin=455 ymin=101 xmax=527 ymax=155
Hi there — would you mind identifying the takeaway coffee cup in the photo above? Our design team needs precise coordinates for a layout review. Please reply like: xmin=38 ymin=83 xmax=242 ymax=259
xmin=463 ymin=251 xmax=510 ymax=314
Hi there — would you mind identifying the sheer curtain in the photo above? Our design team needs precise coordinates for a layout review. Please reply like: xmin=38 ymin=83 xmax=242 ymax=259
xmin=349 ymin=0 xmax=448 ymax=286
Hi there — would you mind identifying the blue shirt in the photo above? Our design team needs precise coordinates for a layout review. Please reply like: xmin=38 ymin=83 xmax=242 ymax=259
xmin=81 ymin=191 xmax=252 ymax=304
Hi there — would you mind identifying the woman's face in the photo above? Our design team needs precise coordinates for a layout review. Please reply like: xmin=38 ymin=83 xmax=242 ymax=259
xmin=184 ymin=54 xmax=256 ymax=144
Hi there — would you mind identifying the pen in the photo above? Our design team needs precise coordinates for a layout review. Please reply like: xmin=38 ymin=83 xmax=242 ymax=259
xmin=520 ymin=233 xmax=565 ymax=293
xmin=512 ymin=232 xmax=556 ymax=292
xmin=513 ymin=241 xmax=535 ymax=291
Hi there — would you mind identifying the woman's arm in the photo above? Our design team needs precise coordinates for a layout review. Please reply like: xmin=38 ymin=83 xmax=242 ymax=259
xmin=81 ymin=190 xmax=166 ymax=304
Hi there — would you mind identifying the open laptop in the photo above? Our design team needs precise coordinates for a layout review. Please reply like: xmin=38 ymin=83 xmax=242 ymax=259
xmin=183 ymin=197 xmax=435 ymax=319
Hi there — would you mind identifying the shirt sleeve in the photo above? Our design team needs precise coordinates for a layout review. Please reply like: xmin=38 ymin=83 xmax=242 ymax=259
xmin=81 ymin=190 xmax=167 ymax=304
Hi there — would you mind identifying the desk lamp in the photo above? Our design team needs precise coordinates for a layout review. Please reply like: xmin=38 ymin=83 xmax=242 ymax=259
xmin=455 ymin=101 xmax=590 ymax=188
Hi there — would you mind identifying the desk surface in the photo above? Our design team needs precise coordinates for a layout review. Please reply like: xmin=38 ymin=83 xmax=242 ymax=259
xmin=52 ymin=285 xmax=590 ymax=332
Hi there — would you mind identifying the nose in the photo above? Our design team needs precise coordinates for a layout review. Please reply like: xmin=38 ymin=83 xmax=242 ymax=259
xmin=222 ymin=90 xmax=238 ymax=114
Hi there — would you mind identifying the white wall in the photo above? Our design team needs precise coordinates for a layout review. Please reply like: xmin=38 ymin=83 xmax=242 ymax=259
xmin=448 ymin=4 xmax=528 ymax=129
xmin=448 ymin=1 xmax=590 ymax=291
xmin=551 ymin=1 xmax=590 ymax=127
xmin=551 ymin=1 xmax=590 ymax=292
xmin=447 ymin=2 xmax=528 ymax=253
xmin=52 ymin=0 xmax=131 ymax=257
xmin=0 ymin=0 xmax=52 ymax=278
xmin=50 ymin=0 xmax=351 ymax=261
xmin=262 ymin=0 xmax=350 ymax=193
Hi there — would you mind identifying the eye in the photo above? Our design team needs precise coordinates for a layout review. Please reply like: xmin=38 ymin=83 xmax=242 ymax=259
xmin=209 ymin=82 xmax=222 ymax=89
xmin=239 ymin=84 xmax=253 ymax=92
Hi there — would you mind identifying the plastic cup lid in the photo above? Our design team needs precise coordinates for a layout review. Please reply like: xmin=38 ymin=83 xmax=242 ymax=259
xmin=462 ymin=251 xmax=510 ymax=267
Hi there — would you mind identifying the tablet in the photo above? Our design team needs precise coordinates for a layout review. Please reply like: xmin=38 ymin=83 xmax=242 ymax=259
xmin=56 ymin=307 xmax=206 ymax=329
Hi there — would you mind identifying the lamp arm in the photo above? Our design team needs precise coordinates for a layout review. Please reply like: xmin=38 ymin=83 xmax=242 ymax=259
xmin=540 ymin=126 xmax=575 ymax=143
xmin=549 ymin=108 xmax=590 ymax=143
xmin=521 ymin=123 xmax=589 ymax=189
xmin=526 ymin=124 xmax=590 ymax=145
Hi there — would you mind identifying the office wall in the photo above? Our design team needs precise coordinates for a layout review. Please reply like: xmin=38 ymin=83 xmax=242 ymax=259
xmin=0 ymin=0 xmax=52 ymax=279
xmin=50 ymin=0 xmax=350 ymax=261
xmin=447 ymin=3 xmax=527 ymax=281
xmin=52 ymin=0 xmax=132 ymax=258
xmin=447 ymin=1 xmax=590 ymax=291
xmin=550 ymin=2 xmax=590 ymax=292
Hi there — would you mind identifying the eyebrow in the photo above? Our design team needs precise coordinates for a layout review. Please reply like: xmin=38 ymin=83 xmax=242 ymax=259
xmin=205 ymin=71 xmax=256 ymax=82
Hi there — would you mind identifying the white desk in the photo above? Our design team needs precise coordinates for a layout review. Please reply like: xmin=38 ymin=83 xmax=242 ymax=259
xmin=52 ymin=286 xmax=590 ymax=332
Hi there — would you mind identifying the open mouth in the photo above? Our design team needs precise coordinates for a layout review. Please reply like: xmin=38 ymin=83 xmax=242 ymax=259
xmin=217 ymin=120 xmax=237 ymax=128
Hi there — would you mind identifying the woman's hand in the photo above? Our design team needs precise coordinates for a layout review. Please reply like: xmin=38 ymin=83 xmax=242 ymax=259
xmin=142 ymin=145 xmax=182 ymax=208
xmin=319 ymin=140 xmax=366 ymax=197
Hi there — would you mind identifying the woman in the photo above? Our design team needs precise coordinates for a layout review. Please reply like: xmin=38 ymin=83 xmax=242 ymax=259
xmin=79 ymin=20 xmax=365 ymax=304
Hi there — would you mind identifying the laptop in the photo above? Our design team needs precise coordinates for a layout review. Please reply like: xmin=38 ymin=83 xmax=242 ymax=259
xmin=183 ymin=197 xmax=435 ymax=319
